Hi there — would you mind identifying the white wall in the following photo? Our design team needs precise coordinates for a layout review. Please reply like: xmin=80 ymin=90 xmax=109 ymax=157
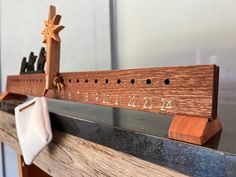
xmin=116 ymin=0 xmax=236 ymax=101
xmin=1 ymin=0 xmax=111 ymax=91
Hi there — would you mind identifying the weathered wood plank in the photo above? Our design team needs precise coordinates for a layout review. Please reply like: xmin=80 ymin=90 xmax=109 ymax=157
xmin=0 ymin=111 xmax=186 ymax=177
xmin=6 ymin=64 xmax=219 ymax=118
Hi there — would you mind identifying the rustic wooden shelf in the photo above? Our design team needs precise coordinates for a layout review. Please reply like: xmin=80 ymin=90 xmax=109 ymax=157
xmin=0 ymin=98 xmax=236 ymax=176
xmin=0 ymin=111 xmax=184 ymax=177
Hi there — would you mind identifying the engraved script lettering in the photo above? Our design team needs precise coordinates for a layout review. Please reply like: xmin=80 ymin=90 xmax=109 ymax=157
xmin=85 ymin=92 xmax=89 ymax=102
xmin=161 ymin=99 xmax=172 ymax=111
xmin=68 ymin=93 xmax=72 ymax=100
xmin=95 ymin=93 xmax=99 ymax=102
xmin=115 ymin=95 xmax=121 ymax=105
xmin=143 ymin=97 xmax=152 ymax=109
xmin=61 ymin=90 xmax=65 ymax=99
xmin=103 ymin=94 xmax=109 ymax=103
xmin=128 ymin=96 xmax=136 ymax=107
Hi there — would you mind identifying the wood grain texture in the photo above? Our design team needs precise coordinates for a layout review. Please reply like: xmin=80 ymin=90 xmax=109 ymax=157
xmin=6 ymin=65 xmax=219 ymax=119
xmin=168 ymin=115 xmax=222 ymax=145
xmin=0 ymin=111 xmax=186 ymax=177
xmin=42 ymin=5 xmax=64 ymax=90
xmin=0 ymin=92 xmax=27 ymax=100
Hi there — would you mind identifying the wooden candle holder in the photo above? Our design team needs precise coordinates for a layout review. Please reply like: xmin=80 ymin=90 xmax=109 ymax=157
xmin=0 ymin=5 xmax=222 ymax=145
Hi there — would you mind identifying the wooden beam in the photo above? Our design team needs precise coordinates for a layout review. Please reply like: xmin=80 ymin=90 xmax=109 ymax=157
xmin=5 ymin=65 xmax=219 ymax=118
xmin=0 ymin=111 xmax=186 ymax=177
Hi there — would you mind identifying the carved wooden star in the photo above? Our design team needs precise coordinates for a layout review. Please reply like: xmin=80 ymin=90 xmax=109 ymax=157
xmin=42 ymin=6 xmax=64 ymax=43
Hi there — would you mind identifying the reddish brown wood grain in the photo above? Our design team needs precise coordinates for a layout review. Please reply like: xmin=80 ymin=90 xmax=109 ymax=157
xmin=5 ymin=65 xmax=219 ymax=119
xmin=0 ymin=92 xmax=27 ymax=100
xmin=168 ymin=115 xmax=222 ymax=145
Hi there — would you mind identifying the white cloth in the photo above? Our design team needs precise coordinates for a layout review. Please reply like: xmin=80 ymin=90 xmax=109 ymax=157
xmin=15 ymin=97 xmax=52 ymax=165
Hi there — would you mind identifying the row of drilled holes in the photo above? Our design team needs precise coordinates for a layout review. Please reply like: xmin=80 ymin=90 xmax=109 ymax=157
xmin=12 ymin=79 xmax=45 ymax=82
xmin=11 ymin=78 xmax=171 ymax=85
xmin=67 ymin=78 xmax=170 ymax=85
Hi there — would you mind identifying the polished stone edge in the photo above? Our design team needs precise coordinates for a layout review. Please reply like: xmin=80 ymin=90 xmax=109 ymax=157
xmin=1 ymin=100 xmax=236 ymax=177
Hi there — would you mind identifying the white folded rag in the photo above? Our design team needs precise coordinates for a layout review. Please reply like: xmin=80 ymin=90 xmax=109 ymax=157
xmin=15 ymin=97 xmax=52 ymax=165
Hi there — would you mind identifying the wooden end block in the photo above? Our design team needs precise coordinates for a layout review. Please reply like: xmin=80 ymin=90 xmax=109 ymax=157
xmin=0 ymin=92 xmax=27 ymax=101
xmin=168 ymin=115 xmax=222 ymax=145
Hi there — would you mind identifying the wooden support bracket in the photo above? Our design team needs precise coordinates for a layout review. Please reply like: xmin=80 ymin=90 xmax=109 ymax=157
xmin=0 ymin=92 xmax=27 ymax=101
xmin=168 ymin=115 xmax=223 ymax=145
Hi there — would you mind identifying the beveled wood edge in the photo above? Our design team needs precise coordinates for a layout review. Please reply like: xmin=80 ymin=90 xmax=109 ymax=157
xmin=168 ymin=114 xmax=222 ymax=145
xmin=212 ymin=65 xmax=219 ymax=119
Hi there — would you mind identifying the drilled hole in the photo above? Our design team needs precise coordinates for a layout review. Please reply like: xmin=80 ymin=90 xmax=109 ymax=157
xmin=105 ymin=79 xmax=109 ymax=84
xmin=130 ymin=79 xmax=135 ymax=84
xmin=69 ymin=79 xmax=72 ymax=83
xmin=146 ymin=79 xmax=152 ymax=85
xmin=76 ymin=79 xmax=79 ymax=83
xmin=117 ymin=79 xmax=121 ymax=84
xmin=95 ymin=79 xmax=98 ymax=83
xmin=164 ymin=79 xmax=170 ymax=85
xmin=85 ymin=79 xmax=88 ymax=83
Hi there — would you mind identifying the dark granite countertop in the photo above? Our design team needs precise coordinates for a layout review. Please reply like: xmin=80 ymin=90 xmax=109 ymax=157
xmin=0 ymin=98 xmax=236 ymax=177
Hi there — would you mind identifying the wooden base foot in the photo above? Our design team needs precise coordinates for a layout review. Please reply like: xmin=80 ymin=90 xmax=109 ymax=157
xmin=0 ymin=92 xmax=27 ymax=100
xmin=168 ymin=115 xmax=223 ymax=145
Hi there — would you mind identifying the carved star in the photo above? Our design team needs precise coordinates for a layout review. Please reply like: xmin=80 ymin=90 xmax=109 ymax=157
xmin=41 ymin=6 xmax=64 ymax=43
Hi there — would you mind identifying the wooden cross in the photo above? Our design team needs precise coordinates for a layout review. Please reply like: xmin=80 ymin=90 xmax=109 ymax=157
xmin=41 ymin=5 xmax=64 ymax=91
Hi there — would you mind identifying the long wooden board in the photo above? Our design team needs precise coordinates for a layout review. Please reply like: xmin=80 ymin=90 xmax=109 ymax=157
xmin=0 ymin=111 xmax=186 ymax=177
xmin=6 ymin=65 xmax=219 ymax=119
